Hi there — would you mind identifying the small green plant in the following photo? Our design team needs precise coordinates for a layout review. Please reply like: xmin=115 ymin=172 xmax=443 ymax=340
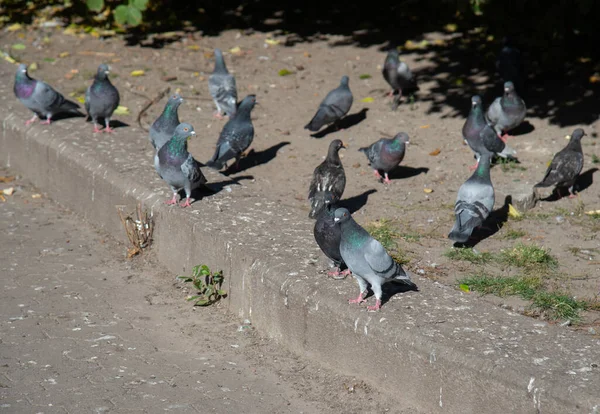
xmin=444 ymin=248 xmax=494 ymax=264
xmin=178 ymin=265 xmax=227 ymax=306
xmin=86 ymin=0 xmax=148 ymax=27
xmin=502 ymin=229 xmax=526 ymax=240
xmin=499 ymin=243 xmax=558 ymax=270
xmin=366 ymin=219 xmax=398 ymax=251
xmin=497 ymin=158 xmax=527 ymax=172
xmin=592 ymin=154 xmax=600 ymax=164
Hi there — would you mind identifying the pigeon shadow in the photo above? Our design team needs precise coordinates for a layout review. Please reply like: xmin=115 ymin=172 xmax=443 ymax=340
xmin=187 ymin=175 xmax=255 ymax=202
xmin=85 ymin=117 xmax=130 ymax=130
xmin=540 ymin=167 xmax=598 ymax=201
xmin=380 ymin=281 xmax=419 ymax=308
xmin=454 ymin=195 xmax=511 ymax=248
xmin=387 ymin=166 xmax=429 ymax=181
xmin=223 ymin=141 xmax=290 ymax=176
xmin=508 ymin=121 xmax=535 ymax=137
xmin=338 ymin=189 xmax=377 ymax=214
xmin=310 ymin=108 xmax=369 ymax=139
xmin=52 ymin=111 xmax=86 ymax=122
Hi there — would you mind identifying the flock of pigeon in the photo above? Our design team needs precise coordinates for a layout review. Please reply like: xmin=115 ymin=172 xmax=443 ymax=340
xmin=11 ymin=39 xmax=587 ymax=311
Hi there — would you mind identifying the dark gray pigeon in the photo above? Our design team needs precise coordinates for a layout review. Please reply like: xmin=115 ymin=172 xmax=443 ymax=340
xmin=463 ymin=95 xmax=516 ymax=170
xmin=206 ymin=95 xmax=256 ymax=170
xmin=14 ymin=63 xmax=80 ymax=125
xmin=208 ymin=48 xmax=238 ymax=119
xmin=382 ymin=49 xmax=417 ymax=110
xmin=534 ymin=128 xmax=586 ymax=198
xmin=496 ymin=37 xmax=524 ymax=95
xmin=149 ymin=94 xmax=183 ymax=150
xmin=359 ymin=132 xmax=409 ymax=184
xmin=448 ymin=153 xmax=495 ymax=243
xmin=486 ymin=81 xmax=526 ymax=140
xmin=85 ymin=63 xmax=120 ymax=133
xmin=304 ymin=76 xmax=353 ymax=132
xmin=334 ymin=207 xmax=416 ymax=311
xmin=154 ymin=123 xmax=207 ymax=208
xmin=313 ymin=192 xmax=349 ymax=279
xmin=308 ymin=139 xmax=346 ymax=219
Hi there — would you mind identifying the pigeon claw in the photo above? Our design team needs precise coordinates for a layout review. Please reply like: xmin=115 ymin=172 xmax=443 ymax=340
xmin=165 ymin=194 xmax=178 ymax=205
xmin=93 ymin=125 xmax=102 ymax=133
xmin=349 ymin=292 xmax=366 ymax=304
xmin=25 ymin=115 xmax=39 ymax=126
xmin=367 ymin=299 xmax=382 ymax=311
xmin=40 ymin=118 xmax=52 ymax=125
xmin=179 ymin=198 xmax=192 ymax=208
xmin=103 ymin=127 xmax=115 ymax=133
xmin=383 ymin=173 xmax=392 ymax=185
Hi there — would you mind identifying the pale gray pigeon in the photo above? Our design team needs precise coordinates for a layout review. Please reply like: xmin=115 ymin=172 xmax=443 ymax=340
xmin=208 ymin=48 xmax=238 ymax=119
xmin=206 ymin=95 xmax=256 ymax=170
xmin=85 ymin=63 xmax=120 ymax=133
xmin=149 ymin=94 xmax=183 ymax=150
xmin=359 ymin=132 xmax=409 ymax=184
xmin=14 ymin=63 xmax=80 ymax=125
xmin=154 ymin=123 xmax=207 ymax=208
xmin=382 ymin=49 xmax=417 ymax=110
xmin=305 ymin=76 xmax=353 ymax=132
xmin=448 ymin=153 xmax=495 ymax=243
xmin=313 ymin=191 xmax=349 ymax=279
xmin=486 ymin=81 xmax=526 ymax=140
xmin=334 ymin=208 xmax=416 ymax=311
xmin=308 ymin=139 xmax=346 ymax=219
xmin=534 ymin=128 xmax=585 ymax=198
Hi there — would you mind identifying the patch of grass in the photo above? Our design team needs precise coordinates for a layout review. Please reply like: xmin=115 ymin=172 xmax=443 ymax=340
xmin=444 ymin=248 xmax=494 ymax=264
xmin=592 ymin=154 xmax=600 ymax=164
xmin=502 ymin=229 xmax=526 ymax=239
xmin=499 ymin=243 xmax=558 ymax=270
xmin=366 ymin=219 xmax=399 ymax=251
xmin=497 ymin=158 xmax=527 ymax=172
xmin=400 ymin=232 xmax=421 ymax=242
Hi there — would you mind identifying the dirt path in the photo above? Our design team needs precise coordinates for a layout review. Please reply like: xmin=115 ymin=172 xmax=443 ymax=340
xmin=0 ymin=171 xmax=414 ymax=413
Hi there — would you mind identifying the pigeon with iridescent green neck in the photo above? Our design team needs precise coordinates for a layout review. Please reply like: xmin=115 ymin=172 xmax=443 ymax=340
xmin=486 ymin=81 xmax=526 ymax=141
xmin=85 ymin=63 xmax=120 ymax=133
xmin=334 ymin=208 xmax=416 ymax=311
xmin=14 ymin=63 xmax=80 ymax=125
xmin=358 ymin=132 xmax=409 ymax=184
xmin=154 ymin=123 xmax=207 ymax=208
xmin=208 ymin=48 xmax=238 ymax=119
xmin=149 ymin=94 xmax=183 ymax=150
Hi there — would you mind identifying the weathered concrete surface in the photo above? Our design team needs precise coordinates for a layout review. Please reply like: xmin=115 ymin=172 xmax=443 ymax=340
xmin=1 ymin=61 xmax=599 ymax=413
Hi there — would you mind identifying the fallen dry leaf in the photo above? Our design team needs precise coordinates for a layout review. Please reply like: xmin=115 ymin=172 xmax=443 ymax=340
xmin=361 ymin=97 xmax=375 ymax=103
xmin=113 ymin=105 xmax=130 ymax=115
xmin=352 ymin=163 xmax=361 ymax=168
xmin=429 ymin=148 xmax=441 ymax=156
xmin=59 ymin=51 xmax=70 ymax=58
xmin=420 ymin=125 xmax=430 ymax=129
xmin=590 ymin=75 xmax=600 ymax=84
xmin=508 ymin=204 xmax=521 ymax=219
xmin=3 ymin=187 xmax=15 ymax=196
xmin=130 ymin=70 xmax=145 ymax=77
xmin=161 ymin=76 xmax=177 ymax=82
xmin=423 ymin=188 xmax=433 ymax=194
xmin=265 ymin=38 xmax=280 ymax=46
xmin=0 ymin=176 xmax=15 ymax=183
xmin=229 ymin=46 xmax=242 ymax=55
xmin=31 ymin=193 xmax=42 ymax=199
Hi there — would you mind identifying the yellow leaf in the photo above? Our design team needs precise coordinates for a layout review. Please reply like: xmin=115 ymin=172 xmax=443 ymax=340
xmin=113 ymin=105 xmax=130 ymax=115
xmin=187 ymin=45 xmax=200 ymax=50
xmin=7 ymin=23 xmax=23 ymax=32
xmin=59 ymin=51 xmax=70 ymax=58
xmin=361 ymin=97 xmax=375 ymax=103
xmin=429 ymin=148 xmax=441 ymax=156
xmin=423 ymin=188 xmax=433 ymax=193
xmin=28 ymin=62 xmax=38 ymax=71
xmin=130 ymin=70 xmax=145 ymax=77
xmin=590 ymin=75 xmax=600 ymax=84
xmin=31 ymin=193 xmax=42 ymax=199
xmin=508 ymin=204 xmax=521 ymax=219
xmin=265 ymin=38 xmax=280 ymax=46
xmin=585 ymin=210 xmax=600 ymax=215
xmin=445 ymin=23 xmax=458 ymax=32
xmin=229 ymin=46 xmax=242 ymax=55
xmin=2 ymin=53 xmax=17 ymax=64
xmin=76 ymin=95 xmax=85 ymax=104
xmin=459 ymin=284 xmax=470 ymax=293
xmin=420 ymin=124 xmax=430 ymax=129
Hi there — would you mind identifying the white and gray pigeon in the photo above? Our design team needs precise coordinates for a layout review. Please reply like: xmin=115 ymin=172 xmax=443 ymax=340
xmin=85 ymin=63 xmax=120 ymax=133
xmin=534 ymin=128 xmax=586 ymax=198
xmin=208 ymin=48 xmax=238 ymax=119
xmin=382 ymin=49 xmax=417 ymax=110
xmin=13 ymin=63 xmax=80 ymax=125
xmin=304 ymin=76 xmax=353 ymax=132
xmin=334 ymin=207 xmax=416 ymax=311
xmin=154 ymin=123 xmax=207 ymax=208
xmin=358 ymin=132 xmax=409 ymax=184
xmin=206 ymin=95 xmax=256 ymax=170
xmin=149 ymin=94 xmax=183 ymax=150
xmin=308 ymin=139 xmax=346 ymax=219
xmin=496 ymin=37 xmax=524 ymax=95
xmin=448 ymin=152 xmax=495 ymax=244
xmin=463 ymin=95 xmax=516 ymax=170
xmin=313 ymin=191 xmax=349 ymax=279
xmin=486 ymin=81 xmax=526 ymax=141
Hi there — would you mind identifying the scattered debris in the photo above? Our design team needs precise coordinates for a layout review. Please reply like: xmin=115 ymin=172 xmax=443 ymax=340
xmin=116 ymin=203 xmax=154 ymax=259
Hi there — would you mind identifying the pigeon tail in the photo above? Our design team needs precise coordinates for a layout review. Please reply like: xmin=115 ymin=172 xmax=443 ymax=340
xmin=358 ymin=147 xmax=369 ymax=154
xmin=448 ymin=213 xmax=480 ymax=243
xmin=205 ymin=160 xmax=224 ymax=171
xmin=60 ymin=99 xmax=81 ymax=112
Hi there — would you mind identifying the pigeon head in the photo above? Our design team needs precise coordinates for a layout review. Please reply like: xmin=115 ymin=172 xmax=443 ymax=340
xmin=471 ymin=95 xmax=482 ymax=108
xmin=96 ymin=64 xmax=110 ymax=80
xmin=323 ymin=191 xmax=337 ymax=206
xmin=386 ymin=49 xmax=400 ymax=61
xmin=570 ymin=128 xmax=586 ymax=142
xmin=237 ymin=94 xmax=257 ymax=114
xmin=167 ymin=93 xmax=184 ymax=108
xmin=393 ymin=132 xmax=410 ymax=145
xmin=340 ymin=76 xmax=350 ymax=86
xmin=503 ymin=81 xmax=515 ymax=94
xmin=333 ymin=207 xmax=351 ymax=224
xmin=331 ymin=139 xmax=347 ymax=151
xmin=15 ymin=64 xmax=30 ymax=80
xmin=174 ymin=123 xmax=195 ymax=140
xmin=213 ymin=48 xmax=228 ymax=73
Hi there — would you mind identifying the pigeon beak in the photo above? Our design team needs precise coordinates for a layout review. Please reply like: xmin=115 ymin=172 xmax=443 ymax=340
xmin=333 ymin=217 xmax=340 ymax=222
xmin=341 ymin=142 xmax=348 ymax=149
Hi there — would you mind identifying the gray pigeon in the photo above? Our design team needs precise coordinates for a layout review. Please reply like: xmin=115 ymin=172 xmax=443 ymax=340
xmin=206 ymin=95 xmax=256 ymax=170
xmin=496 ymin=37 xmax=524 ymax=95
xmin=359 ymin=132 xmax=409 ymax=184
xmin=149 ymin=94 xmax=183 ymax=150
xmin=304 ymin=76 xmax=353 ymax=132
xmin=334 ymin=208 xmax=416 ymax=311
xmin=208 ymin=48 xmax=238 ymax=119
xmin=313 ymin=192 xmax=349 ymax=279
xmin=308 ymin=139 xmax=346 ymax=219
xmin=13 ymin=63 xmax=80 ymax=125
xmin=534 ymin=128 xmax=586 ymax=198
xmin=486 ymin=81 xmax=526 ymax=140
xmin=448 ymin=153 xmax=495 ymax=243
xmin=463 ymin=95 xmax=516 ymax=170
xmin=85 ymin=63 xmax=120 ymax=133
xmin=154 ymin=123 xmax=207 ymax=208
xmin=382 ymin=49 xmax=417 ymax=110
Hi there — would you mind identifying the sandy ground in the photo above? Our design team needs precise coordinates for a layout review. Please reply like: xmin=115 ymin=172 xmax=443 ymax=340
xmin=1 ymin=26 xmax=599 ymax=326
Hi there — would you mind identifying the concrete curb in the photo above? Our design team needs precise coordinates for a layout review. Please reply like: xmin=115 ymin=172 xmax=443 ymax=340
xmin=1 ymin=62 xmax=599 ymax=413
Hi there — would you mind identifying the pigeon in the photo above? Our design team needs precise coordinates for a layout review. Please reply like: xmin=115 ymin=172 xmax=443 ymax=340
xmin=208 ymin=48 xmax=238 ymax=119
xmin=359 ymin=132 xmax=409 ymax=184
xmin=308 ymin=139 xmax=346 ymax=219
xmin=486 ymin=81 xmax=526 ymax=141
xmin=382 ymin=49 xmax=418 ymax=110
xmin=13 ymin=63 xmax=80 ymax=125
xmin=304 ymin=76 xmax=353 ymax=132
xmin=534 ymin=128 xmax=586 ymax=198
xmin=85 ymin=63 xmax=120 ymax=133
xmin=206 ymin=95 xmax=257 ymax=171
xmin=313 ymin=191 xmax=349 ymax=279
xmin=154 ymin=123 xmax=207 ymax=208
xmin=149 ymin=94 xmax=183 ymax=150
xmin=496 ymin=37 xmax=524 ymax=95
xmin=334 ymin=207 xmax=416 ymax=311
xmin=463 ymin=95 xmax=517 ymax=170
xmin=448 ymin=152 xmax=495 ymax=244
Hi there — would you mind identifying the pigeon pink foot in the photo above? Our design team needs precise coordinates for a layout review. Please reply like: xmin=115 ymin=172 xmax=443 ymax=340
xmin=93 ymin=124 xmax=102 ymax=133
xmin=373 ymin=170 xmax=383 ymax=180
xmin=179 ymin=198 xmax=192 ymax=208
xmin=40 ymin=118 xmax=52 ymax=125
xmin=165 ymin=194 xmax=178 ymax=205
xmin=213 ymin=111 xmax=224 ymax=120
xmin=340 ymin=269 xmax=352 ymax=276
xmin=367 ymin=299 xmax=382 ymax=311
xmin=25 ymin=115 xmax=38 ymax=126
xmin=349 ymin=292 xmax=366 ymax=304
xmin=383 ymin=173 xmax=392 ymax=184
xmin=103 ymin=127 xmax=115 ymax=133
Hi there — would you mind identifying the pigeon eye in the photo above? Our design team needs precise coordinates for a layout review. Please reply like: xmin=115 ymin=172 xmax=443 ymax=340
xmin=184 ymin=128 xmax=188 ymax=131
